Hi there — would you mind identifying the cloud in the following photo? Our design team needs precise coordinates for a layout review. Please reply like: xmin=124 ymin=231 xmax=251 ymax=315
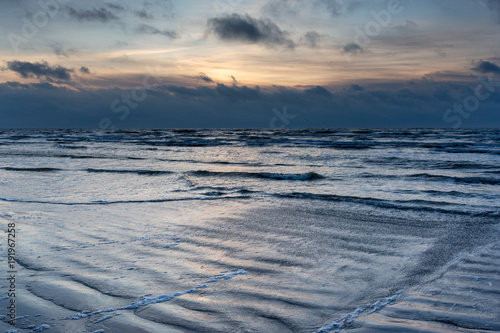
xmin=6 ymin=60 xmax=73 ymax=82
xmin=342 ymin=43 xmax=363 ymax=54
xmin=50 ymin=44 xmax=78 ymax=57
xmin=136 ymin=24 xmax=177 ymax=38
xmin=349 ymin=84 xmax=364 ymax=92
xmin=106 ymin=3 xmax=125 ymax=11
xmin=79 ymin=67 xmax=90 ymax=74
xmin=144 ymin=1 xmax=174 ymax=13
xmin=207 ymin=13 xmax=295 ymax=49
xmin=471 ymin=60 xmax=500 ymax=75
xmin=487 ymin=0 xmax=500 ymax=22
xmin=1 ymin=78 xmax=499 ymax=128
xmin=66 ymin=6 xmax=119 ymax=23
xmin=319 ymin=0 xmax=361 ymax=16
xmin=135 ymin=9 xmax=154 ymax=19
xmin=304 ymin=85 xmax=332 ymax=97
xmin=392 ymin=20 xmax=419 ymax=33
xmin=261 ymin=0 xmax=305 ymax=17
xmin=164 ymin=85 xmax=215 ymax=97
xmin=134 ymin=0 xmax=175 ymax=19
xmin=2 ymin=81 xmax=30 ymax=90
xmin=434 ymin=48 xmax=447 ymax=58
xmin=214 ymin=83 xmax=262 ymax=101
xmin=113 ymin=41 xmax=129 ymax=47
xmin=301 ymin=31 xmax=321 ymax=48
xmin=196 ymin=73 xmax=214 ymax=83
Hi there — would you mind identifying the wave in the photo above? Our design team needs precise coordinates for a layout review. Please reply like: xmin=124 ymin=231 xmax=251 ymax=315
xmin=360 ymin=173 xmax=500 ymax=185
xmin=433 ymin=161 xmax=498 ymax=170
xmin=439 ymin=148 xmax=500 ymax=155
xmin=396 ymin=189 xmax=484 ymax=198
xmin=86 ymin=168 xmax=173 ymax=176
xmin=2 ymin=167 xmax=61 ymax=172
xmin=364 ymin=158 xmax=496 ymax=170
xmin=324 ymin=142 xmax=374 ymax=150
xmin=0 ymin=152 xmax=108 ymax=159
xmin=133 ymin=139 xmax=231 ymax=147
xmin=0 ymin=195 xmax=251 ymax=206
xmin=159 ymin=158 xmax=264 ymax=167
xmin=273 ymin=192 xmax=500 ymax=217
xmin=188 ymin=170 xmax=325 ymax=181
xmin=406 ymin=173 xmax=500 ymax=185
xmin=54 ymin=145 xmax=88 ymax=150
xmin=0 ymin=152 xmax=145 ymax=160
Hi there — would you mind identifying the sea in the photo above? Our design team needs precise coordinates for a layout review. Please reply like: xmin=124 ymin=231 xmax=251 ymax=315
xmin=0 ymin=128 xmax=499 ymax=332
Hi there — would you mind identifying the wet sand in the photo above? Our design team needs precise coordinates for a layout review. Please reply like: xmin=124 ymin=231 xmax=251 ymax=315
xmin=1 ymin=200 xmax=499 ymax=332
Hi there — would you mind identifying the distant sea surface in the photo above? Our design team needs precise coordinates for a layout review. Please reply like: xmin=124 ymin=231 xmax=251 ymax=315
xmin=0 ymin=128 xmax=498 ymax=217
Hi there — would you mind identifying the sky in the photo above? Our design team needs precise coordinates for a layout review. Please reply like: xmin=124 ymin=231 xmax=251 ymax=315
xmin=0 ymin=0 xmax=499 ymax=128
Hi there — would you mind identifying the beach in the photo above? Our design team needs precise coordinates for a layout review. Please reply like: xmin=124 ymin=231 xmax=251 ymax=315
xmin=0 ymin=129 xmax=499 ymax=332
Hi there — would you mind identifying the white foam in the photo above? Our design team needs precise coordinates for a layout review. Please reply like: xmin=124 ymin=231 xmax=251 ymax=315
xmin=317 ymin=307 xmax=365 ymax=333
xmin=31 ymin=324 xmax=50 ymax=332
xmin=66 ymin=308 xmax=115 ymax=320
xmin=95 ymin=313 xmax=121 ymax=323
xmin=205 ymin=269 xmax=247 ymax=283
xmin=119 ymin=289 xmax=199 ymax=310
xmin=67 ymin=269 xmax=248 ymax=316
xmin=318 ymin=291 xmax=403 ymax=333
xmin=369 ymin=290 xmax=403 ymax=313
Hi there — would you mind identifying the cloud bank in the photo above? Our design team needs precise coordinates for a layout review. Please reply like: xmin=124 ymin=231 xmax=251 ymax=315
xmin=1 ymin=76 xmax=499 ymax=128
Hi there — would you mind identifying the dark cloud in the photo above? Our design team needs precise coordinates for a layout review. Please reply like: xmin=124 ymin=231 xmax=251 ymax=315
xmin=164 ymin=85 xmax=215 ymax=97
xmin=2 ymin=81 xmax=30 ymax=90
xmin=349 ymin=84 xmax=364 ymax=92
xmin=79 ymin=67 xmax=90 ymax=74
xmin=66 ymin=6 xmax=119 ymax=23
xmin=6 ymin=60 xmax=73 ymax=82
xmin=342 ymin=43 xmax=363 ymax=54
xmin=207 ymin=13 xmax=295 ymax=49
xmin=30 ymin=82 xmax=59 ymax=90
xmin=304 ymin=86 xmax=332 ymax=97
xmin=214 ymin=83 xmax=262 ymax=101
xmin=196 ymin=73 xmax=214 ymax=83
xmin=301 ymin=31 xmax=321 ymax=48
xmin=136 ymin=24 xmax=177 ymax=38
xmin=471 ymin=60 xmax=500 ymax=75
